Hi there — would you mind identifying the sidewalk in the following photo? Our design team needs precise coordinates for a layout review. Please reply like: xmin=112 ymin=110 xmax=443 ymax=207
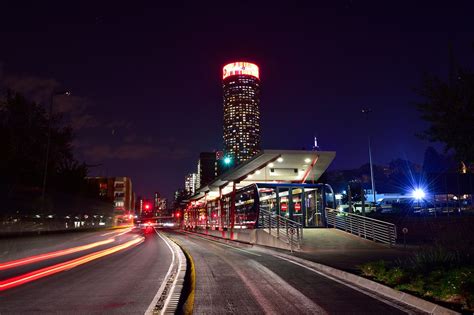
xmin=294 ymin=228 xmax=414 ymax=273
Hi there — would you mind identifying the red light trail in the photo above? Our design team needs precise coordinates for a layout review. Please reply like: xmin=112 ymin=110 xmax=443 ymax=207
xmin=0 ymin=237 xmax=144 ymax=291
xmin=0 ymin=238 xmax=115 ymax=271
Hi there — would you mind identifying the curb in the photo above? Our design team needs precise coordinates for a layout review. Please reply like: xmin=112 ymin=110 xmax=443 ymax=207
xmin=172 ymin=240 xmax=195 ymax=315
xmin=146 ymin=231 xmax=187 ymax=315
xmin=268 ymin=251 xmax=459 ymax=315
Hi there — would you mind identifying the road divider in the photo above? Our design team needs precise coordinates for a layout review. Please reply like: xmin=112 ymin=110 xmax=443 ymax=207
xmin=0 ymin=237 xmax=144 ymax=291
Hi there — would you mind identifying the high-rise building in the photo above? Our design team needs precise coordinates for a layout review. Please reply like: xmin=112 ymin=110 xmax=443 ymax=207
xmin=223 ymin=61 xmax=261 ymax=164
xmin=197 ymin=152 xmax=221 ymax=188
xmin=184 ymin=173 xmax=198 ymax=196
xmin=154 ymin=192 xmax=167 ymax=215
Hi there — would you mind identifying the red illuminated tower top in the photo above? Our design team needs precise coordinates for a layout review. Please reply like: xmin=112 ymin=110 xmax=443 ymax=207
xmin=222 ymin=62 xmax=259 ymax=80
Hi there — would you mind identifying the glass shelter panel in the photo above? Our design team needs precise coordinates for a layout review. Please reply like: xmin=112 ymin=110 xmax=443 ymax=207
xmin=278 ymin=187 xmax=290 ymax=217
xmin=291 ymin=188 xmax=304 ymax=225
xmin=235 ymin=187 xmax=257 ymax=229
xmin=258 ymin=187 xmax=277 ymax=215
xmin=304 ymin=188 xmax=324 ymax=227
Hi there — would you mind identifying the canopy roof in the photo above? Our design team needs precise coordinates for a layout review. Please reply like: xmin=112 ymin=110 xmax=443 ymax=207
xmin=190 ymin=150 xmax=335 ymax=200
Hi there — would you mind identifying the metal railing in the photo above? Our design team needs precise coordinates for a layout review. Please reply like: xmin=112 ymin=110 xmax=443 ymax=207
xmin=259 ymin=208 xmax=303 ymax=250
xmin=326 ymin=208 xmax=397 ymax=246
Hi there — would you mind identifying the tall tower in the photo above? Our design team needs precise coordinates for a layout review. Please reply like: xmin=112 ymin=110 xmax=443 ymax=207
xmin=222 ymin=61 xmax=261 ymax=164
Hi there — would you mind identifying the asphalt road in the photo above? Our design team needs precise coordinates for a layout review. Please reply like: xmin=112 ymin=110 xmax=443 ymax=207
xmin=166 ymin=231 xmax=420 ymax=315
xmin=0 ymin=228 xmax=172 ymax=314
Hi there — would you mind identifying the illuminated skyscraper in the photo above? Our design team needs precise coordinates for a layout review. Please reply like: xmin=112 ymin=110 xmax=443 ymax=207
xmin=222 ymin=61 xmax=261 ymax=164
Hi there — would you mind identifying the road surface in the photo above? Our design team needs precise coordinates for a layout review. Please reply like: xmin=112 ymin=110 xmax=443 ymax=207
xmin=166 ymin=230 xmax=421 ymax=315
xmin=0 ymin=228 xmax=172 ymax=314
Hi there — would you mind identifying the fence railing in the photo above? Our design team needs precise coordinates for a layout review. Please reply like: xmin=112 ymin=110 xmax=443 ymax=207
xmin=325 ymin=208 xmax=397 ymax=246
xmin=259 ymin=208 xmax=303 ymax=250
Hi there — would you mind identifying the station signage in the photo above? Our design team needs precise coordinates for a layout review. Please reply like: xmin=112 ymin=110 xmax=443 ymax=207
xmin=295 ymin=203 xmax=301 ymax=212
xmin=280 ymin=203 xmax=288 ymax=212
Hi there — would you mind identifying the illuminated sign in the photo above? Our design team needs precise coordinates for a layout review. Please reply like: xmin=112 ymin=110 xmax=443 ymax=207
xmin=223 ymin=62 xmax=259 ymax=80
xmin=281 ymin=203 xmax=288 ymax=211
xmin=295 ymin=203 xmax=301 ymax=212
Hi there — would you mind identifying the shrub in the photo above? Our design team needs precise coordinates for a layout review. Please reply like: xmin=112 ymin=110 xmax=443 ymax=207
xmin=359 ymin=260 xmax=387 ymax=278
xmin=359 ymin=248 xmax=474 ymax=311
xmin=406 ymin=247 xmax=460 ymax=272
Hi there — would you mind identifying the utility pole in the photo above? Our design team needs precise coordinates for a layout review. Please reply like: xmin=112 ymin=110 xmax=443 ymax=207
xmin=362 ymin=108 xmax=376 ymax=212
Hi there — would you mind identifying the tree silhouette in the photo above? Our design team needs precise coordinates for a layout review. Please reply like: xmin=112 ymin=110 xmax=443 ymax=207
xmin=0 ymin=90 xmax=87 ymax=199
xmin=415 ymin=67 xmax=474 ymax=169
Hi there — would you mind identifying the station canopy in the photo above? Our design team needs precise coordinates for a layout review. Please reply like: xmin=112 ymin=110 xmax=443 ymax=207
xmin=190 ymin=150 xmax=336 ymax=201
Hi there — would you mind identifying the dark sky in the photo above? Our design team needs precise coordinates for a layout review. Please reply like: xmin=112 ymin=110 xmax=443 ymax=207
xmin=1 ymin=1 xmax=473 ymax=200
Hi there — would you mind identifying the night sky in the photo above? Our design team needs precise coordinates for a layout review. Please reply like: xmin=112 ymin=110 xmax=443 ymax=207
xmin=1 ymin=1 xmax=473 ymax=200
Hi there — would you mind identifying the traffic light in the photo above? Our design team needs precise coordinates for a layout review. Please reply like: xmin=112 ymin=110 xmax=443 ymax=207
xmin=223 ymin=156 xmax=232 ymax=165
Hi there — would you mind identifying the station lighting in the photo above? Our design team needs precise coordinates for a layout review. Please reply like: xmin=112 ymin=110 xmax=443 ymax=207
xmin=277 ymin=157 xmax=284 ymax=163
xmin=304 ymin=158 xmax=312 ymax=163
xmin=412 ymin=188 xmax=426 ymax=200
xmin=268 ymin=162 xmax=274 ymax=167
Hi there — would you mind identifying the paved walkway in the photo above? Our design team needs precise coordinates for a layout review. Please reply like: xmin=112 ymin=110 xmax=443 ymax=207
xmin=294 ymin=228 xmax=413 ymax=273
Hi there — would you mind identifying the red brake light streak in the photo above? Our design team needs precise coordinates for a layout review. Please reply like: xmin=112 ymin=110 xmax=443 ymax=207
xmin=0 ymin=237 xmax=144 ymax=291
xmin=0 ymin=238 xmax=114 ymax=271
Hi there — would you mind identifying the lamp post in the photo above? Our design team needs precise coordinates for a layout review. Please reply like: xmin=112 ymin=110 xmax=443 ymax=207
xmin=362 ymin=108 xmax=376 ymax=212
xmin=41 ymin=90 xmax=71 ymax=207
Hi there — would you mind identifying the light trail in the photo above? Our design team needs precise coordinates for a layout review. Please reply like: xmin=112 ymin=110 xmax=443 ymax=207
xmin=0 ymin=237 xmax=144 ymax=291
xmin=0 ymin=238 xmax=115 ymax=271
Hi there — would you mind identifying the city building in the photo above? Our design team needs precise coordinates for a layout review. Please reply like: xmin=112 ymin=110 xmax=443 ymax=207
xmin=135 ymin=196 xmax=145 ymax=215
xmin=86 ymin=176 xmax=134 ymax=215
xmin=112 ymin=177 xmax=134 ymax=215
xmin=154 ymin=191 xmax=168 ymax=215
xmin=185 ymin=173 xmax=198 ymax=196
xmin=223 ymin=61 xmax=261 ymax=165
xmin=197 ymin=152 xmax=221 ymax=189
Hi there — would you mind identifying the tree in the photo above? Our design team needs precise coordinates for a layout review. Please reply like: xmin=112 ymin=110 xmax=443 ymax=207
xmin=0 ymin=90 xmax=86 ymax=199
xmin=415 ymin=68 xmax=474 ymax=168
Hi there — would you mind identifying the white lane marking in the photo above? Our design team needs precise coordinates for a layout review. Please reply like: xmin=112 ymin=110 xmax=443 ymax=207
xmin=184 ymin=231 xmax=261 ymax=257
xmin=145 ymin=229 xmax=176 ymax=315
xmin=159 ymin=234 xmax=185 ymax=313
xmin=274 ymin=255 xmax=415 ymax=314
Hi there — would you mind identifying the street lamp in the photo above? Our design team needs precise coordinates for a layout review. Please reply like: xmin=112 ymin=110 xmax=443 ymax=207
xmin=362 ymin=108 xmax=376 ymax=212
xmin=41 ymin=90 xmax=71 ymax=206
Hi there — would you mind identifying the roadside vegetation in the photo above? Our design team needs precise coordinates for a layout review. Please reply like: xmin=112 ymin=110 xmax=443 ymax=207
xmin=359 ymin=247 xmax=474 ymax=312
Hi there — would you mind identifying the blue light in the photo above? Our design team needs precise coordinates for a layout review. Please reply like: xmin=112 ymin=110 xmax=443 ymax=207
xmin=224 ymin=157 xmax=232 ymax=165
xmin=412 ymin=188 xmax=426 ymax=200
